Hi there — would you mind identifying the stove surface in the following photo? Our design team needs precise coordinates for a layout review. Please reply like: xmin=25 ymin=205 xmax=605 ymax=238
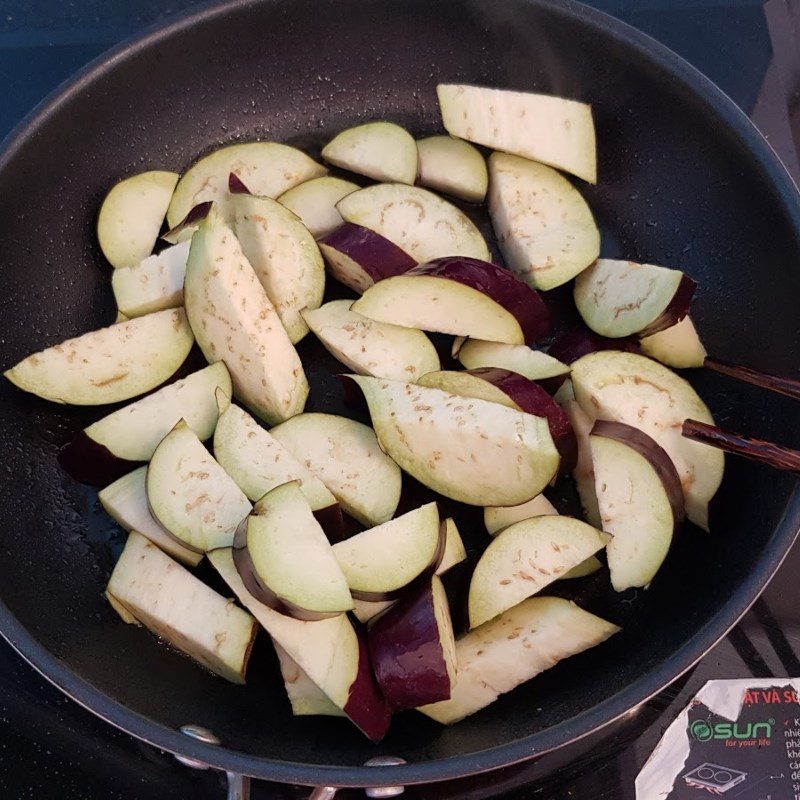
xmin=0 ymin=1 xmax=798 ymax=798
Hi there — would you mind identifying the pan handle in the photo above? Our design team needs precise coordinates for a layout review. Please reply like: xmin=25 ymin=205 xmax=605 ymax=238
xmin=176 ymin=727 xmax=405 ymax=799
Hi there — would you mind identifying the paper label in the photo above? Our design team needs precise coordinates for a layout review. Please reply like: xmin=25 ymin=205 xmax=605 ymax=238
xmin=637 ymin=678 xmax=800 ymax=798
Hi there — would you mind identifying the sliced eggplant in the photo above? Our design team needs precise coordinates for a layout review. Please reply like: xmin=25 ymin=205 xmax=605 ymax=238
xmin=97 ymin=170 xmax=179 ymax=268
xmin=562 ymin=397 xmax=602 ymax=528
xmin=161 ymin=200 xmax=215 ymax=245
xmin=419 ymin=597 xmax=618 ymax=724
xmin=231 ymin=193 xmax=325 ymax=343
xmin=277 ymin=176 xmax=359 ymax=238
xmin=352 ymin=257 xmax=550 ymax=345
xmin=183 ymin=217 xmax=308 ymax=425
xmin=331 ymin=503 xmax=442 ymax=600
xmin=98 ymin=467 xmax=203 ymax=567
xmin=337 ymin=183 xmax=490 ymax=262
xmin=112 ymin=240 xmax=190 ymax=318
xmin=322 ymin=122 xmax=417 ymax=184
xmin=318 ymin=223 xmax=417 ymax=294
xmin=590 ymin=420 xmax=684 ymax=591
xmin=639 ymin=316 xmax=707 ymax=368
xmin=483 ymin=498 xmax=602 ymax=580
xmin=437 ymin=84 xmax=597 ymax=183
xmin=5 ymin=308 xmax=193 ymax=406
xmin=60 ymin=363 xmax=231 ymax=483
xmin=352 ymin=517 xmax=466 ymax=624
xmin=368 ymin=576 xmax=456 ymax=710
xmin=147 ymin=420 xmax=251 ymax=551
xmin=457 ymin=339 xmax=569 ymax=381
xmin=213 ymin=392 xmax=338 ymax=512
xmin=208 ymin=548 xmax=390 ymax=741
xmin=235 ymin=482 xmax=352 ymax=619
xmin=467 ymin=515 xmax=609 ymax=628
xmin=417 ymin=367 xmax=576 ymax=472
xmin=301 ymin=300 xmax=440 ymax=381
xmin=483 ymin=493 xmax=558 ymax=536
xmin=347 ymin=376 xmax=559 ymax=507
xmin=489 ymin=152 xmax=600 ymax=291
xmin=416 ymin=135 xmax=488 ymax=202
xmin=269 ymin=412 xmax=401 ymax=527
xmin=574 ymin=259 xmax=697 ymax=338
xmin=107 ymin=532 xmax=256 ymax=683
xmin=167 ymin=142 xmax=325 ymax=227
xmin=273 ymin=641 xmax=345 ymax=717
xmin=571 ymin=350 xmax=724 ymax=530
xmin=439 ymin=517 xmax=467 ymax=574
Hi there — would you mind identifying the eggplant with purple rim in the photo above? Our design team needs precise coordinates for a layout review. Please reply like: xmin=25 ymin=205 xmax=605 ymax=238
xmin=590 ymin=420 xmax=685 ymax=591
xmin=208 ymin=548 xmax=390 ymax=742
xmin=571 ymin=350 xmax=724 ymax=530
xmin=419 ymin=598 xmax=618 ymax=724
xmin=347 ymin=375 xmax=559 ymax=507
xmin=351 ymin=257 xmax=550 ymax=345
xmin=60 ymin=362 xmax=231 ymax=486
xmin=352 ymin=517 xmax=467 ymax=624
xmin=233 ymin=481 xmax=352 ymax=620
xmin=161 ymin=200 xmax=214 ymax=244
xmin=336 ymin=183 xmax=489 ymax=262
xmin=367 ymin=575 xmax=457 ymax=711
xmin=574 ymin=259 xmax=697 ymax=338
xmin=317 ymin=223 xmax=417 ymax=294
xmin=331 ymin=503 xmax=443 ymax=601
xmin=417 ymin=367 xmax=577 ymax=472
xmin=456 ymin=338 xmax=569 ymax=383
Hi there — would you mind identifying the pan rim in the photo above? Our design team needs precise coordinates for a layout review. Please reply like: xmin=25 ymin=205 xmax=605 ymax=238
xmin=0 ymin=0 xmax=799 ymax=788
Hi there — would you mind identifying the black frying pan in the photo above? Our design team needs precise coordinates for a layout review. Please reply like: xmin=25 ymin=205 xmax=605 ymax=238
xmin=0 ymin=0 xmax=799 ymax=789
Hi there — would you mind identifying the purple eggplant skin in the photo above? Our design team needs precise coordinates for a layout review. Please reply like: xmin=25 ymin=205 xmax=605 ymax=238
xmin=58 ymin=432 xmax=140 ymax=487
xmin=637 ymin=274 xmax=698 ymax=337
xmin=344 ymin=627 xmax=392 ymax=742
xmin=406 ymin=257 xmax=550 ymax=344
xmin=466 ymin=367 xmax=577 ymax=473
xmin=160 ymin=201 xmax=213 ymax=243
xmin=227 ymin=172 xmax=252 ymax=195
xmin=591 ymin=419 xmax=686 ymax=522
xmin=312 ymin=503 xmax=346 ymax=544
xmin=231 ymin=524 xmax=342 ymax=622
xmin=319 ymin=223 xmax=417 ymax=288
xmin=367 ymin=580 xmax=451 ymax=712
xmin=548 ymin=328 xmax=640 ymax=364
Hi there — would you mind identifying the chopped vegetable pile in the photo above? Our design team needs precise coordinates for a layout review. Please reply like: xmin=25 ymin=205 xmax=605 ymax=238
xmin=5 ymin=83 xmax=725 ymax=742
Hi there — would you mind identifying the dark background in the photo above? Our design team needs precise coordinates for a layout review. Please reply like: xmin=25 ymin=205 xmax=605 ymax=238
xmin=0 ymin=1 xmax=798 ymax=798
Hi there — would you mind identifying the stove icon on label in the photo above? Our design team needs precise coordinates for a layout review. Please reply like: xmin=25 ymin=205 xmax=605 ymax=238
xmin=683 ymin=763 xmax=747 ymax=794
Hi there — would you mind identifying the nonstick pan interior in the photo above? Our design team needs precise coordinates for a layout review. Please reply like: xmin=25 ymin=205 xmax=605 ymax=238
xmin=0 ymin=0 xmax=798 ymax=787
